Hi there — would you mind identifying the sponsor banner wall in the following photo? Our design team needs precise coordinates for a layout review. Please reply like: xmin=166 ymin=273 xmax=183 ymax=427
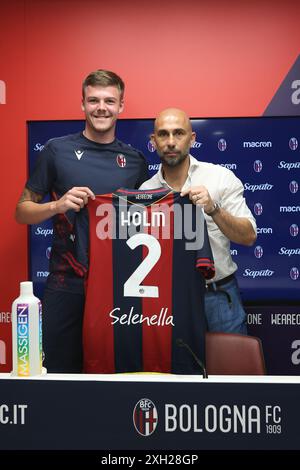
xmin=28 ymin=117 xmax=300 ymax=305
xmin=25 ymin=116 xmax=300 ymax=376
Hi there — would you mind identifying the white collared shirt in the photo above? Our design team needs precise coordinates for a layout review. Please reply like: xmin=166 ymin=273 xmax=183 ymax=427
xmin=140 ymin=155 xmax=257 ymax=282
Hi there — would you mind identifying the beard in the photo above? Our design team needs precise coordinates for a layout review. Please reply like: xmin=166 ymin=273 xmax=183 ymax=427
xmin=159 ymin=151 xmax=189 ymax=167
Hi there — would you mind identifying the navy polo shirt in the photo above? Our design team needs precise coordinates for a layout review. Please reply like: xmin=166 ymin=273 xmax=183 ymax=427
xmin=26 ymin=132 xmax=149 ymax=293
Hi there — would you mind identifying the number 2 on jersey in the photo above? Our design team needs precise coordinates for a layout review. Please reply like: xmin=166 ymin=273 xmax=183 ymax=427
xmin=123 ymin=233 xmax=161 ymax=298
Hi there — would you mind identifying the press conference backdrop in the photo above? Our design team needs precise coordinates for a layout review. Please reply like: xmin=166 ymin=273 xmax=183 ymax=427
xmin=28 ymin=117 xmax=300 ymax=374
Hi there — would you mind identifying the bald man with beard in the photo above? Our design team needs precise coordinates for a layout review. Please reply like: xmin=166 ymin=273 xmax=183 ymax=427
xmin=140 ymin=108 xmax=257 ymax=334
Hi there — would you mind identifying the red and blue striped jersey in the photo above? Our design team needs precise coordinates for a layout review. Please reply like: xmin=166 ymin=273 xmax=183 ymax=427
xmin=83 ymin=188 xmax=215 ymax=374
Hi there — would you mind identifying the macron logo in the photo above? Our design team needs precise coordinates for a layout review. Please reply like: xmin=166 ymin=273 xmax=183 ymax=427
xmin=243 ymin=141 xmax=272 ymax=148
xmin=0 ymin=80 xmax=6 ymax=104
xmin=74 ymin=150 xmax=84 ymax=160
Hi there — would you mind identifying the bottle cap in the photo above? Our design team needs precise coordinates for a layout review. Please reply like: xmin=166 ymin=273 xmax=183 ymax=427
xmin=20 ymin=281 xmax=33 ymax=296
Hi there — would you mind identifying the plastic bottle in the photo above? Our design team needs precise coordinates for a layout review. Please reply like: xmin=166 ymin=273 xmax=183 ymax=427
xmin=11 ymin=281 xmax=43 ymax=376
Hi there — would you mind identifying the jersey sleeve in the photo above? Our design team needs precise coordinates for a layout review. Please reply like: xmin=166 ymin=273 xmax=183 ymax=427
xmin=174 ymin=192 xmax=215 ymax=280
xmin=26 ymin=140 xmax=56 ymax=197
xmin=196 ymin=218 xmax=215 ymax=280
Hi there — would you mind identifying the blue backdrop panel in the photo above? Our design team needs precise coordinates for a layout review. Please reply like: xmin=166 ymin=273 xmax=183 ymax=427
xmin=246 ymin=305 xmax=300 ymax=375
xmin=28 ymin=117 xmax=300 ymax=303
xmin=27 ymin=118 xmax=300 ymax=376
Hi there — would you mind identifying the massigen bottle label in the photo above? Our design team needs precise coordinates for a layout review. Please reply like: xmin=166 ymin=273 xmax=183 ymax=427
xmin=16 ymin=304 xmax=30 ymax=376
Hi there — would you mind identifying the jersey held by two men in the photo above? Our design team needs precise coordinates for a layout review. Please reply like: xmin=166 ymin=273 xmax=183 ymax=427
xmin=83 ymin=188 xmax=215 ymax=374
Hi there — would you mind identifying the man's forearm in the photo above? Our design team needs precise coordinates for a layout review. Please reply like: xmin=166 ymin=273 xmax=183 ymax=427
xmin=15 ymin=200 xmax=57 ymax=225
xmin=211 ymin=208 xmax=256 ymax=246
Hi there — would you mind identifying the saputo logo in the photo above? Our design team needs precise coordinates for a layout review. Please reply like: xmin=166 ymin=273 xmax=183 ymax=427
xmin=191 ymin=141 xmax=202 ymax=148
xmin=33 ymin=143 xmax=45 ymax=152
xmin=34 ymin=227 xmax=53 ymax=237
xmin=278 ymin=161 xmax=300 ymax=170
xmin=0 ymin=80 xmax=6 ymax=104
xmin=278 ymin=247 xmax=300 ymax=257
xmin=243 ymin=269 xmax=274 ymax=278
xmin=148 ymin=164 xmax=160 ymax=171
xmin=244 ymin=183 xmax=273 ymax=192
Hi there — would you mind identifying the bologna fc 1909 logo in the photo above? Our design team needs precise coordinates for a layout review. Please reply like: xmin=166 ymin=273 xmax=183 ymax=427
xmin=133 ymin=398 xmax=158 ymax=436
xmin=254 ymin=245 xmax=264 ymax=259
xmin=253 ymin=160 xmax=263 ymax=173
xmin=289 ymin=137 xmax=298 ymax=151
xmin=290 ymin=267 xmax=299 ymax=281
xmin=147 ymin=141 xmax=156 ymax=153
xmin=290 ymin=224 xmax=299 ymax=237
xmin=254 ymin=203 xmax=263 ymax=216
xmin=289 ymin=180 xmax=299 ymax=194
xmin=116 ymin=154 xmax=127 ymax=167
xmin=217 ymin=138 xmax=227 ymax=151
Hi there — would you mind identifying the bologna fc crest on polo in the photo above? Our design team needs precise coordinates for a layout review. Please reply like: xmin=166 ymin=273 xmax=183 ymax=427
xmin=254 ymin=203 xmax=263 ymax=216
xmin=217 ymin=138 xmax=227 ymax=151
xmin=254 ymin=245 xmax=263 ymax=259
xmin=116 ymin=154 xmax=127 ymax=167
xmin=133 ymin=398 xmax=158 ymax=436
xmin=253 ymin=160 xmax=263 ymax=173
xmin=289 ymin=137 xmax=298 ymax=151
xmin=290 ymin=267 xmax=299 ymax=281
xmin=289 ymin=180 xmax=299 ymax=194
